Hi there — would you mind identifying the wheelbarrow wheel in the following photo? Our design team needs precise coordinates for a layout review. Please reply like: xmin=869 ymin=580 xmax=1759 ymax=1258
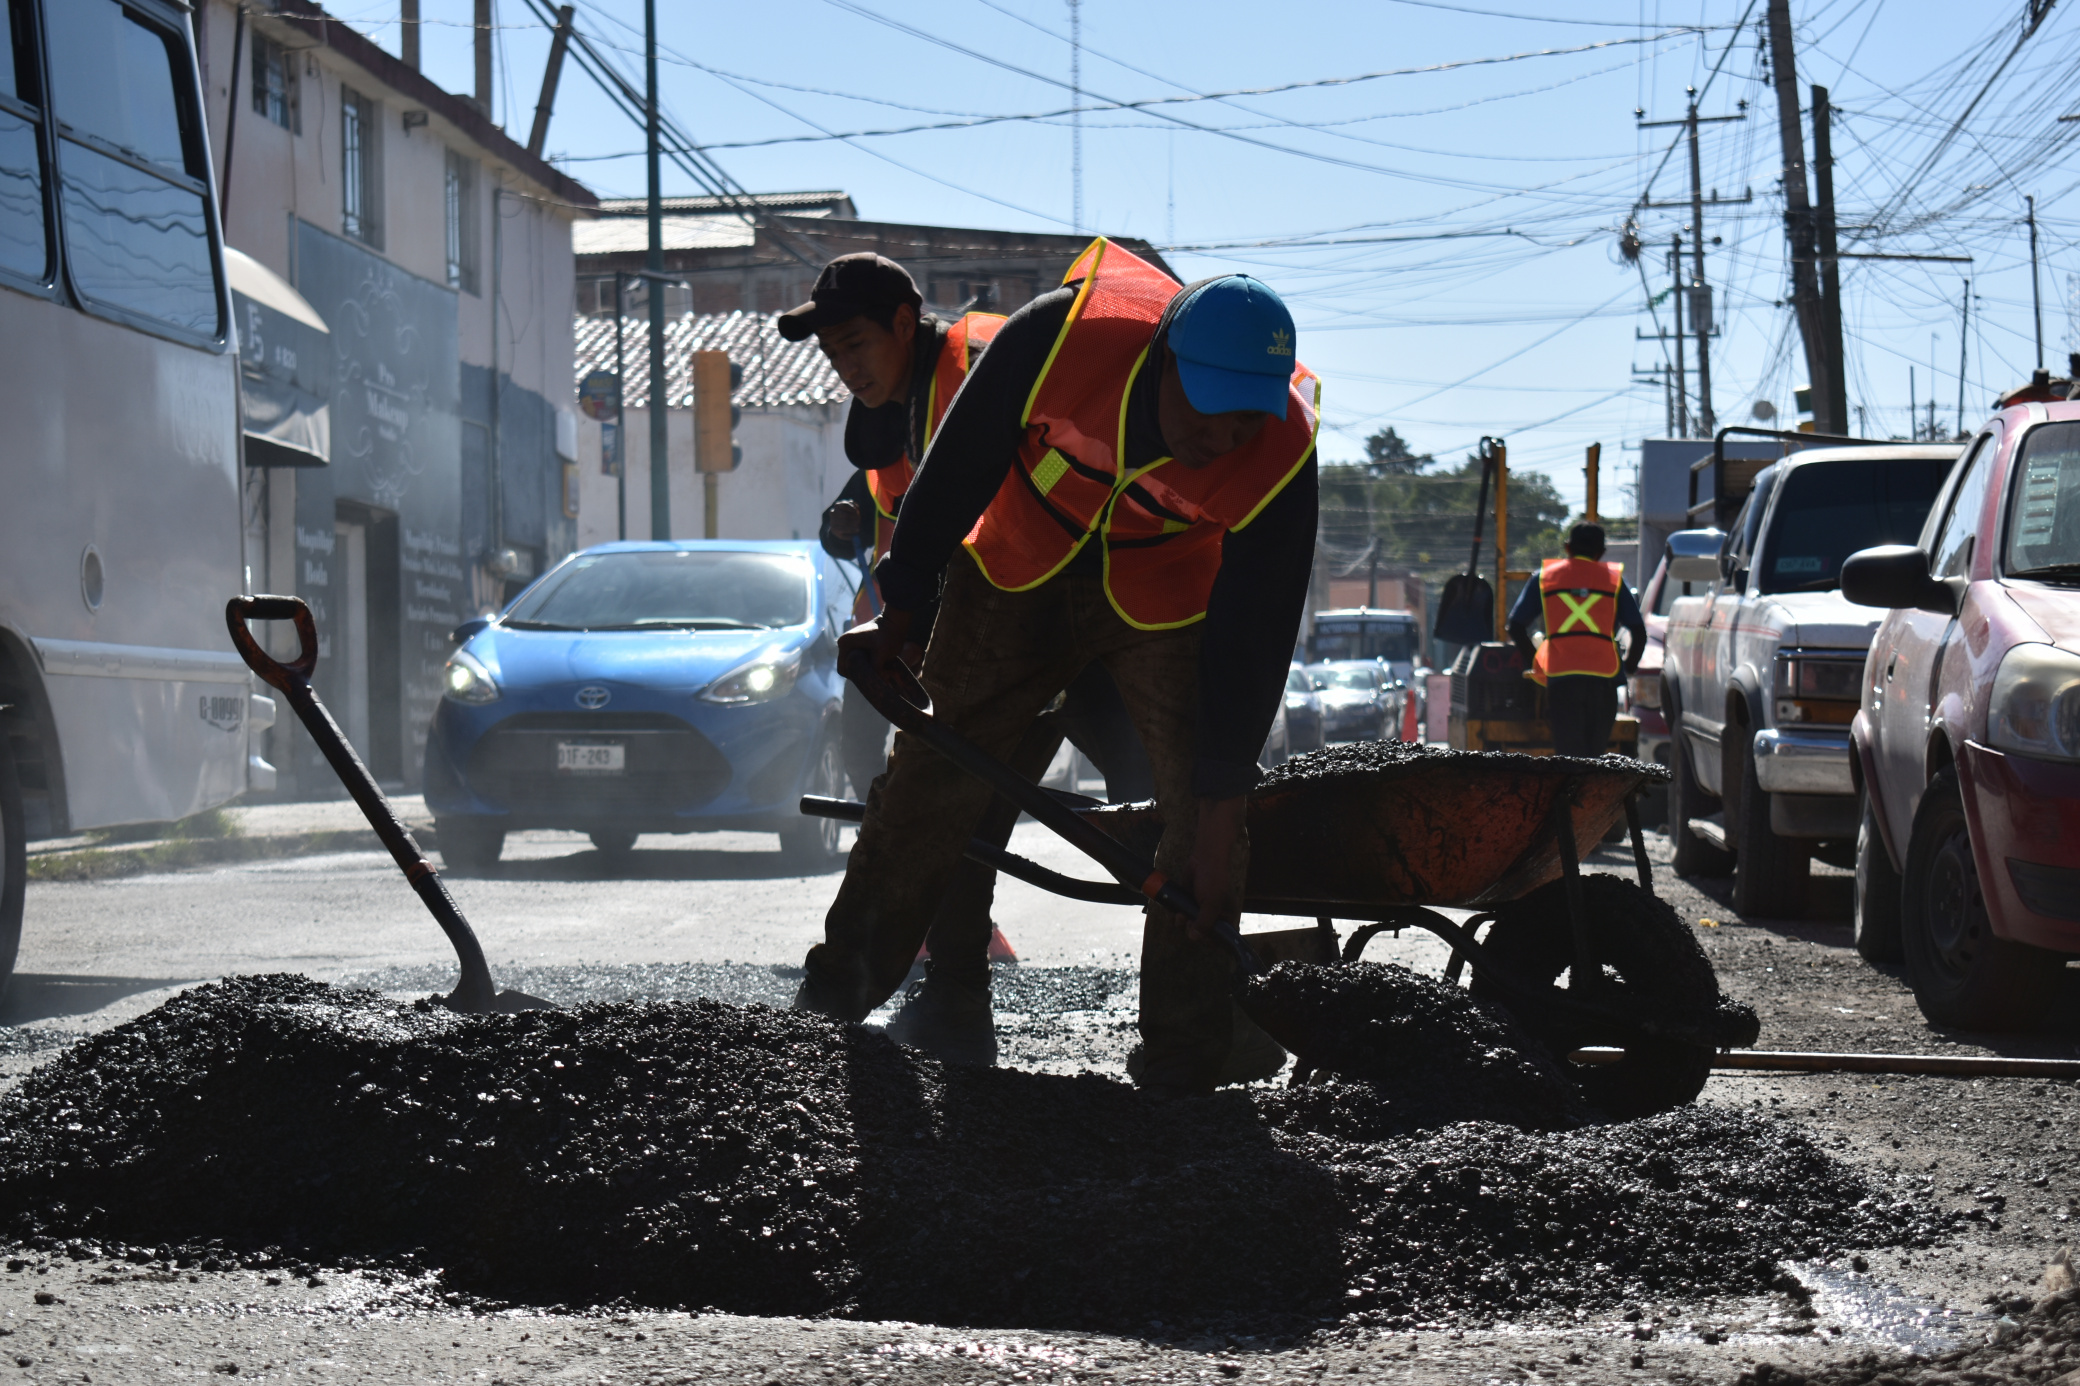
xmin=1469 ymin=874 xmax=1720 ymax=1120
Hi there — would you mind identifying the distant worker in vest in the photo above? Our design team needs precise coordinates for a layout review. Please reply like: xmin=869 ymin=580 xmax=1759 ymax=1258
xmin=783 ymin=252 xmax=1156 ymax=1066
xmin=790 ymin=238 xmax=1320 ymax=1098
xmin=1507 ymin=522 xmax=1647 ymax=758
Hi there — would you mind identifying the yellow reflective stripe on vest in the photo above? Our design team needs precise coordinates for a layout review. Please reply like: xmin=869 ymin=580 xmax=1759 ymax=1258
xmin=1031 ymin=449 xmax=1072 ymax=497
xmin=1554 ymin=590 xmax=1605 ymax=634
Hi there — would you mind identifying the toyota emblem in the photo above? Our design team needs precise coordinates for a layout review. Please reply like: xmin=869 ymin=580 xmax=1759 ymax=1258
xmin=575 ymin=685 xmax=611 ymax=710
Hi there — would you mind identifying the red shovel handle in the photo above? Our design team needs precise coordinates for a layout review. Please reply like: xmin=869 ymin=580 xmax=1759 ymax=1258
xmin=226 ymin=594 xmax=319 ymax=692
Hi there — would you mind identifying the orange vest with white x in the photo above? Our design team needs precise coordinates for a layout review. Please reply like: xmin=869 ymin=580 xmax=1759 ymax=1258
xmin=961 ymin=238 xmax=1320 ymax=631
xmin=1530 ymin=556 xmax=1623 ymax=685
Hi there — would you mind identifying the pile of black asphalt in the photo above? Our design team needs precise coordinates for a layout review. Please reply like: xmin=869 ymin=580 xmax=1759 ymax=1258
xmin=0 ymin=972 xmax=1944 ymax=1334
xmin=1255 ymin=739 xmax=1667 ymax=792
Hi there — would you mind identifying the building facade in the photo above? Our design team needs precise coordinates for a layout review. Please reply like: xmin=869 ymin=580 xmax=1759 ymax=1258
xmin=197 ymin=0 xmax=595 ymax=795
xmin=572 ymin=192 xmax=1177 ymax=322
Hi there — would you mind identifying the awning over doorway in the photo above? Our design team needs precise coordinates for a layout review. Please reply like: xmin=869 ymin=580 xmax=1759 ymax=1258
xmin=228 ymin=247 xmax=332 ymax=468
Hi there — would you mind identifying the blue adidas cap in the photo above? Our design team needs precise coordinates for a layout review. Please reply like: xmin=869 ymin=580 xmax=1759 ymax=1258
xmin=1168 ymin=275 xmax=1296 ymax=420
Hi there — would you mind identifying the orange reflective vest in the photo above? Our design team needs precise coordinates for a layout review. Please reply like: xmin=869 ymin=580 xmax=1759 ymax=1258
xmin=852 ymin=311 xmax=1005 ymax=622
xmin=1530 ymin=556 xmax=1623 ymax=685
xmin=961 ymin=238 xmax=1320 ymax=631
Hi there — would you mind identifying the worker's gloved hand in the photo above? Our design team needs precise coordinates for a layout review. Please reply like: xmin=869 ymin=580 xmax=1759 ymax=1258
xmin=1177 ymin=796 xmax=1246 ymax=946
xmin=824 ymin=498 xmax=861 ymax=542
xmin=837 ymin=607 xmax=924 ymax=682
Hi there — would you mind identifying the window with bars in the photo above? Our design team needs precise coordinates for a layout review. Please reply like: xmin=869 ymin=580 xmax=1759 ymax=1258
xmin=444 ymin=148 xmax=478 ymax=294
xmin=250 ymin=33 xmax=297 ymax=133
xmin=340 ymin=85 xmax=380 ymax=248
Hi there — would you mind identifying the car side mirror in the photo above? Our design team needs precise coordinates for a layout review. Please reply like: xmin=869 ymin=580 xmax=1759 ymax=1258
xmin=1668 ymin=554 xmax=1720 ymax=583
xmin=1840 ymin=545 xmax=1957 ymax=616
xmin=450 ymin=617 xmax=491 ymax=646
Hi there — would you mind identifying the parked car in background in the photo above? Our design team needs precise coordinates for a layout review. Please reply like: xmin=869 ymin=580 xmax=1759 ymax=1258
xmin=1843 ymin=403 xmax=2080 ymax=1029
xmin=423 ymin=541 xmax=854 ymax=873
xmin=1308 ymin=661 xmax=1399 ymax=742
xmin=1630 ymin=528 xmax=1724 ymax=822
xmin=1662 ymin=444 xmax=1960 ymax=918
xmin=1283 ymin=663 xmax=1326 ymax=754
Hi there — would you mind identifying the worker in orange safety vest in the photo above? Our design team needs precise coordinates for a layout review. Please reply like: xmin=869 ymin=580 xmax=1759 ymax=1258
xmin=1506 ymin=522 xmax=1647 ymax=758
xmin=785 ymin=253 xmax=1156 ymax=1067
xmin=792 ymin=238 xmax=1320 ymax=1097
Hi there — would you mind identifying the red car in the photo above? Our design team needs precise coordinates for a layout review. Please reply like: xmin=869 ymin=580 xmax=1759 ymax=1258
xmin=1843 ymin=400 xmax=2080 ymax=1029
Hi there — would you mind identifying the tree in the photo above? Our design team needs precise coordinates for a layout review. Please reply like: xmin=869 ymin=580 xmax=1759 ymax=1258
xmin=1362 ymin=427 xmax=1432 ymax=477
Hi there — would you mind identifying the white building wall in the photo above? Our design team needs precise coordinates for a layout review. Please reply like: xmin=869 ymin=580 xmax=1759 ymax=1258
xmin=583 ymin=405 xmax=849 ymax=548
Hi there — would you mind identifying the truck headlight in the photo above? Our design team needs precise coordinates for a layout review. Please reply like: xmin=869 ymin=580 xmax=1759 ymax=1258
xmin=701 ymin=648 xmax=802 ymax=705
xmin=1988 ymin=643 xmax=2080 ymax=762
xmin=1772 ymin=652 xmax=1860 ymax=725
xmin=442 ymin=649 xmax=500 ymax=705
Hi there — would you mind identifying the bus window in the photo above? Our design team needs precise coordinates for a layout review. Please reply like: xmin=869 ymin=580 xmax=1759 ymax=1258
xmin=0 ymin=0 xmax=48 ymax=282
xmin=45 ymin=0 xmax=217 ymax=338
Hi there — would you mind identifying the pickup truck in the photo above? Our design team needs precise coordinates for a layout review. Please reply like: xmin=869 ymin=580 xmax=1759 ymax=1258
xmin=1661 ymin=443 xmax=1961 ymax=916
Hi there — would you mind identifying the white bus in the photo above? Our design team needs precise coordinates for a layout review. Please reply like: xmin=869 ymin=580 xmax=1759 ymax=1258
xmin=0 ymin=0 xmax=259 ymax=997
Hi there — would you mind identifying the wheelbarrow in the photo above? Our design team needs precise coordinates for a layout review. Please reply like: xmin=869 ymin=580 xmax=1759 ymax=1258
xmin=806 ymin=651 xmax=1759 ymax=1117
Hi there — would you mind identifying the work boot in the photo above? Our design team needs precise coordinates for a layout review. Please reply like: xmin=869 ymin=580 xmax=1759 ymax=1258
xmin=1126 ymin=1006 xmax=1287 ymax=1088
xmin=791 ymin=943 xmax=871 ymax=1023
xmin=884 ymin=962 xmax=997 ymax=1067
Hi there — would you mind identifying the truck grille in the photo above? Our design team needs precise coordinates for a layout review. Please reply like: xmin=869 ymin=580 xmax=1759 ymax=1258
xmin=465 ymin=711 xmax=732 ymax=813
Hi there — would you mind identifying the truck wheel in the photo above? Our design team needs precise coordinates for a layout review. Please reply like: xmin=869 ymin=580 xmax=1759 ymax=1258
xmin=437 ymin=817 xmax=505 ymax=877
xmin=1730 ymin=748 xmax=1810 ymax=918
xmin=1670 ymin=734 xmax=1733 ymax=877
xmin=1470 ymin=875 xmax=1724 ymax=1119
xmin=1902 ymin=769 xmax=2062 ymax=1030
xmin=1853 ymin=797 xmax=1904 ymax=963
xmin=0 ymin=737 xmax=23 ymax=1008
xmin=780 ymin=737 xmax=846 ymax=871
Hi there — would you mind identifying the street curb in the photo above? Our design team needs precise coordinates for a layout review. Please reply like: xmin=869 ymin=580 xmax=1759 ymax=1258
xmin=25 ymin=826 xmax=439 ymax=883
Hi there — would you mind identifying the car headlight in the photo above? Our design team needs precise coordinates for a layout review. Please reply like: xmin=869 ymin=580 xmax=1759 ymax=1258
xmin=1988 ymin=643 xmax=2080 ymax=762
xmin=701 ymin=648 xmax=803 ymax=705
xmin=442 ymin=649 xmax=500 ymax=705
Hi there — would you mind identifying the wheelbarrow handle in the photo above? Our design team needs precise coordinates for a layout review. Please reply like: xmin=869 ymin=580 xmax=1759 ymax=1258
xmin=222 ymin=593 xmax=502 ymax=1013
xmin=839 ymin=647 xmax=1262 ymax=977
xmin=225 ymin=593 xmax=320 ymax=692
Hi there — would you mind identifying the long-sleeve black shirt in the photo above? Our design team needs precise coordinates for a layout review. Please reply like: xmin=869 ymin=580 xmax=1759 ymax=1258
xmin=874 ymin=283 xmax=1319 ymax=799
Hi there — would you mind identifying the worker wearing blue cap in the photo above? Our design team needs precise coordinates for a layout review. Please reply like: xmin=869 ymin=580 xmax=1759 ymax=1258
xmin=793 ymin=239 xmax=1320 ymax=1098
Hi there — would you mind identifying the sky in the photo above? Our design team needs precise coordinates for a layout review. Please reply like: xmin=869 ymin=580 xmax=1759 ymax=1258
xmin=334 ymin=0 xmax=2080 ymax=516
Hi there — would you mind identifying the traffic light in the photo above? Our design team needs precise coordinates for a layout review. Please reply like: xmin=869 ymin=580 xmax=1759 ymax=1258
xmin=694 ymin=350 xmax=742 ymax=474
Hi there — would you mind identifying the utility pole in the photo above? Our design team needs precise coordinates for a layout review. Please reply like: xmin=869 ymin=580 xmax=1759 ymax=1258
xmin=1671 ymin=235 xmax=1690 ymax=437
xmin=645 ymin=0 xmax=669 ymax=540
xmin=473 ymin=0 xmax=492 ymax=114
xmin=1684 ymin=100 xmax=1716 ymax=436
xmin=1811 ymin=86 xmax=1849 ymax=434
xmin=2028 ymin=194 xmax=2044 ymax=369
xmin=1765 ymin=0 xmax=1839 ymax=434
xmin=1957 ymin=280 xmax=1971 ymax=437
xmin=401 ymin=0 xmax=420 ymax=70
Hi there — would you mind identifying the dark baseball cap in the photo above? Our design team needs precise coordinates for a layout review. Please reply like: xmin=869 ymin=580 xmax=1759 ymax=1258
xmin=775 ymin=253 xmax=923 ymax=341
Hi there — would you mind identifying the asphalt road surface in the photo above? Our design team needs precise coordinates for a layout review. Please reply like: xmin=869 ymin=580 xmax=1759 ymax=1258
xmin=4 ymin=819 xmax=2079 ymax=1385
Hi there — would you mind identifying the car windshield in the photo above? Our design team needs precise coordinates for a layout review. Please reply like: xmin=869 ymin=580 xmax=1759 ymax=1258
xmin=1286 ymin=668 xmax=1312 ymax=694
xmin=1652 ymin=569 xmax=1708 ymax=616
xmin=1320 ymin=668 xmax=1378 ymax=691
xmin=2007 ymin=422 xmax=2080 ymax=578
xmin=1754 ymin=457 xmax=1954 ymax=594
xmin=1311 ymin=622 xmax=1416 ymax=663
xmin=505 ymin=551 xmax=811 ymax=630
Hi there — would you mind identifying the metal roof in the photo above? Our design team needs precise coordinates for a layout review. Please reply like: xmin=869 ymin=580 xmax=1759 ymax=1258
xmin=573 ymin=311 xmax=851 ymax=411
xmin=591 ymin=192 xmax=853 ymax=217
xmin=572 ymin=216 xmax=757 ymax=255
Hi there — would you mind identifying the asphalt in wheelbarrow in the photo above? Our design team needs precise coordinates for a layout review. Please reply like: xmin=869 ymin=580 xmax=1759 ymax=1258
xmin=0 ymin=973 xmax=1946 ymax=1333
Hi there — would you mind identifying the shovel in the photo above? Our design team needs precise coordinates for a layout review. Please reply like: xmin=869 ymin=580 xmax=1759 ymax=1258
xmin=226 ymin=595 xmax=552 ymax=1014
xmin=1431 ymin=441 xmax=1498 ymax=648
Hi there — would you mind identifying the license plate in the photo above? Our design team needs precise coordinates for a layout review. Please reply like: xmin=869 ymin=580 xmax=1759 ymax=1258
xmin=556 ymin=741 xmax=625 ymax=774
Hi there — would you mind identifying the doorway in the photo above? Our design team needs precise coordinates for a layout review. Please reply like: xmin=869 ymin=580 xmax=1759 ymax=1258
xmin=333 ymin=502 xmax=403 ymax=785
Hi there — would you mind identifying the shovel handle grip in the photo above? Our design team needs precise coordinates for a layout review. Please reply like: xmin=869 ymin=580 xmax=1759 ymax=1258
xmin=226 ymin=594 xmax=319 ymax=691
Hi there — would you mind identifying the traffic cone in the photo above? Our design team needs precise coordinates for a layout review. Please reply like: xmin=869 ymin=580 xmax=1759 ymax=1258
xmin=1401 ymin=684 xmax=1422 ymax=743
xmin=915 ymin=924 xmax=1020 ymax=966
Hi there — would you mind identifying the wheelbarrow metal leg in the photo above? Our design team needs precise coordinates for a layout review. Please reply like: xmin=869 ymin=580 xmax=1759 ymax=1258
xmin=1551 ymin=779 xmax=1595 ymax=991
xmin=1625 ymin=793 xmax=1654 ymax=893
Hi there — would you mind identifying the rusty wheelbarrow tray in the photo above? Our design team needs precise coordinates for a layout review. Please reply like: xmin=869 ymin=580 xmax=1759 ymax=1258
xmin=807 ymin=653 xmax=1755 ymax=1115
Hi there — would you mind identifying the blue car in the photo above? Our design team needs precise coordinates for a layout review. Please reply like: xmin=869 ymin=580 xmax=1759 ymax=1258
xmin=423 ymin=541 xmax=855 ymax=872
